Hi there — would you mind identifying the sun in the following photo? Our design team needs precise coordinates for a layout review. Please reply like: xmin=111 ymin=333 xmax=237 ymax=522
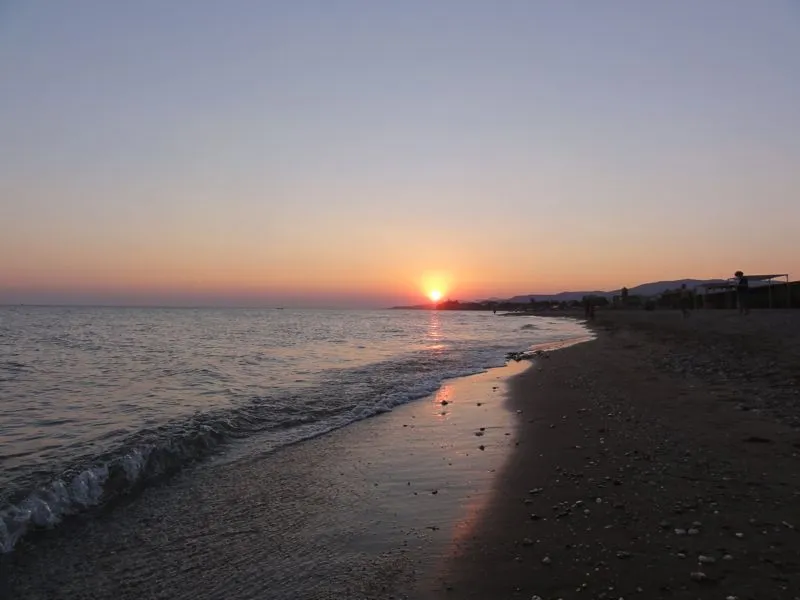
xmin=429 ymin=290 xmax=443 ymax=302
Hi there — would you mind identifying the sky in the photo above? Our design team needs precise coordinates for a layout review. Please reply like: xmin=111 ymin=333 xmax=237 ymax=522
xmin=1 ymin=0 xmax=799 ymax=307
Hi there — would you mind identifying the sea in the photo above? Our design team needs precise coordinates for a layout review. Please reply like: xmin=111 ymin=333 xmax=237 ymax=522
xmin=0 ymin=306 xmax=588 ymax=554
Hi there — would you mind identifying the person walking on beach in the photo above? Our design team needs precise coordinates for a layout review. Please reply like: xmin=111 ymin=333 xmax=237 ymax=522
xmin=679 ymin=283 xmax=692 ymax=318
xmin=735 ymin=271 xmax=750 ymax=315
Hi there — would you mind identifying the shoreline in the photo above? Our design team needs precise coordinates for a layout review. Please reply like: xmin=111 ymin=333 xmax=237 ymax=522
xmin=1 ymin=351 xmax=540 ymax=599
xmin=7 ymin=310 xmax=800 ymax=598
xmin=433 ymin=310 xmax=800 ymax=599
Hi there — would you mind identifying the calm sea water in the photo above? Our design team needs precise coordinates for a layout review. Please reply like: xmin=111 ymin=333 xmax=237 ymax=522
xmin=0 ymin=306 xmax=587 ymax=552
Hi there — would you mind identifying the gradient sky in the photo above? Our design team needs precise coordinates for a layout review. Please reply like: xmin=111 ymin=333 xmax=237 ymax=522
xmin=1 ymin=1 xmax=799 ymax=307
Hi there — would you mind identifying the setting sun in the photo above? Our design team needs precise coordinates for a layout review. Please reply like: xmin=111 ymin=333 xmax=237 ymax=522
xmin=429 ymin=290 xmax=443 ymax=302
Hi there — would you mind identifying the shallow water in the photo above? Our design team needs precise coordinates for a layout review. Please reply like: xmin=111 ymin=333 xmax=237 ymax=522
xmin=0 ymin=306 xmax=587 ymax=552
xmin=2 ymin=359 xmax=528 ymax=600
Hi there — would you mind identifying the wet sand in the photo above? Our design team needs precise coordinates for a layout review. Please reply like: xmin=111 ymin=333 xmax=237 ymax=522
xmin=436 ymin=310 xmax=800 ymax=599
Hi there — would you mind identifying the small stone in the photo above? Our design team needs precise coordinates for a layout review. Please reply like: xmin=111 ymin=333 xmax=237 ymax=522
xmin=541 ymin=556 xmax=552 ymax=565
xmin=723 ymin=554 xmax=733 ymax=561
xmin=675 ymin=528 xmax=687 ymax=536
xmin=596 ymin=498 xmax=603 ymax=504
xmin=479 ymin=445 xmax=485 ymax=451
xmin=735 ymin=532 xmax=744 ymax=538
xmin=522 ymin=538 xmax=534 ymax=546
xmin=616 ymin=551 xmax=631 ymax=559
xmin=689 ymin=571 xmax=707 ymax=582
xmin=698 ymin=555 xmax=715 ymax=564
xmin=688 ymin=528 xmax=700 ymax=536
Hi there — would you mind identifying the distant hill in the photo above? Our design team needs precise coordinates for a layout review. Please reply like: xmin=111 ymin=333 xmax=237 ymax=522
xmin=502 ymin=279 xmax=725 ymax=304
xmin=624 ymin=279 xmax=725 ymax=297
xmin=506 ymin=290 xmax=611 ymax=303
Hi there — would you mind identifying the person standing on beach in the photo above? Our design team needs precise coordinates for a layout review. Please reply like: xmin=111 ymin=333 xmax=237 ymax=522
xmin=735 ymin=270 xmax=750 ymax=315
xmin=583 ymin=296 xmax=594 ymax=320
xmin=679 ymin=284 xmax=692 ymax=318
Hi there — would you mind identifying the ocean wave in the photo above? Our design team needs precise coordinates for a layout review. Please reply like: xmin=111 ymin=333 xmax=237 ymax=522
xmin=0 ymin=414 xmax=242 ymax=553
xmin=0 ymin=334 xmax=583 ymax=554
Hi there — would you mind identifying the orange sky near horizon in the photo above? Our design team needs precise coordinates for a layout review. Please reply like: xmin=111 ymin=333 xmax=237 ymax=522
xmin=4 ymin=222 xmax=797 ymax=306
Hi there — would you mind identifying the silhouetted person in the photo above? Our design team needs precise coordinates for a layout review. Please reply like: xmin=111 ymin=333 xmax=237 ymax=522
xmin=679 ymin=284 xmax=692 ymax=318
xmin=735 ymin=270 xmax=749 ymax=315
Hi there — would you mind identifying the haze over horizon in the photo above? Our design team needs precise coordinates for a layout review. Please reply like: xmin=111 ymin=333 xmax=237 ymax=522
xmin=2 ymin=1 xmax=799 ymax=308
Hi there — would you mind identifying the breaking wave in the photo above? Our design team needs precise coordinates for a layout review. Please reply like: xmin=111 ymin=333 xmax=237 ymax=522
xmin=0 ymin=344 xmax=526 ymax=553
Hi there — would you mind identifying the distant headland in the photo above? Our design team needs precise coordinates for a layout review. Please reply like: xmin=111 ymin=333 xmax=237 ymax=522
xmin=390 ymin=278 xmax=798 ymax=311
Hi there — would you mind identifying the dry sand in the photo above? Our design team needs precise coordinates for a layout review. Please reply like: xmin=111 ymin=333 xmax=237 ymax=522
xmin=434 ymin=310 xmax=800 ymax=599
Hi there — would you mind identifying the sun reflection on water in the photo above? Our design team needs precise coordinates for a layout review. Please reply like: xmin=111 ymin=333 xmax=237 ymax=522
xmin=427 ymin=312 xmax=442 ymax=341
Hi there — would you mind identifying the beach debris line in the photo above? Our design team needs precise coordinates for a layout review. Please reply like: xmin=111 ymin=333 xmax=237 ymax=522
xmin=506 ymin=349 xmax=551 ymax=362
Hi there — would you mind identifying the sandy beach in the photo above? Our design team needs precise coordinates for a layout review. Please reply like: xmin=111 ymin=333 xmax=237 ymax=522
xmin=436 ymin=310 xmax=800 ymax=599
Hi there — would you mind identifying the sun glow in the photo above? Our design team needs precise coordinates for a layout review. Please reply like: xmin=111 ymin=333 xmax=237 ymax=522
xmin=429 ymin=289 xmax=443 ymax=302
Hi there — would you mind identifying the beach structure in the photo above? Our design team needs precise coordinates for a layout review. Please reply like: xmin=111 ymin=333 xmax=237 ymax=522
xmin=697 ymin=274 xmax=791 ymax=309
